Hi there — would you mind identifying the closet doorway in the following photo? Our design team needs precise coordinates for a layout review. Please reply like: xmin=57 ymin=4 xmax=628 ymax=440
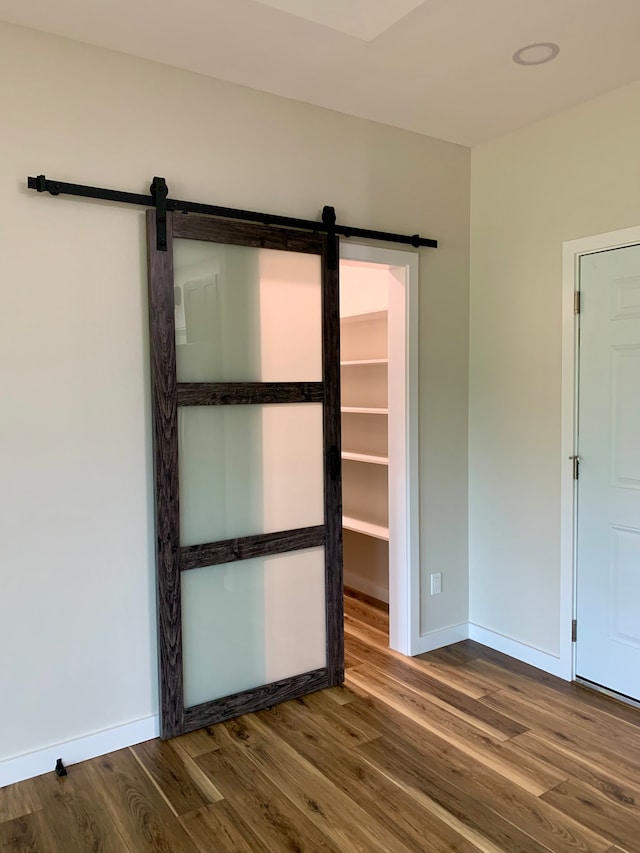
xmin=339 ymin=244 xmax=420 ymax=655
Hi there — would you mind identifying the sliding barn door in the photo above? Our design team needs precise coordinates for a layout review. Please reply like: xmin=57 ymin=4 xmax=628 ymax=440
xmin=147 ymin=211 xmax=343 ymax=738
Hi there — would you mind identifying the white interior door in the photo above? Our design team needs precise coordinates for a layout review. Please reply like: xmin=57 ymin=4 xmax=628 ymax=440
xmin=576 ymin=243 xmax=640 ymax=700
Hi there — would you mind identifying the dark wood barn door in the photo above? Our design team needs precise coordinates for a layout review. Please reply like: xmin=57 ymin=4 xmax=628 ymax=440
xmin=147 ymin=211 xmax=343 ymax=738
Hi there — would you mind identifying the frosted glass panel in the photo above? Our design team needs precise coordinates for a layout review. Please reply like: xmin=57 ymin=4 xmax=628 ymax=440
xmin=182 ymin=547 xmax=326 ymax=707
xmin=174 ymin=239 xmax=322 ymax=382
xmin=179 ymin=403 xmax=324 ymax=546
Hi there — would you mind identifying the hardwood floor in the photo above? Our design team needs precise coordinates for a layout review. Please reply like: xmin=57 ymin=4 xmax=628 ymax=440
xmin=3 ymin=592 xmax=640 ymax=851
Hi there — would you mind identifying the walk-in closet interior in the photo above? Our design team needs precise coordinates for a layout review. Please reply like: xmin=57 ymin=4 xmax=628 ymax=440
xmin=340 ymin=262 xmax=391 ymax=629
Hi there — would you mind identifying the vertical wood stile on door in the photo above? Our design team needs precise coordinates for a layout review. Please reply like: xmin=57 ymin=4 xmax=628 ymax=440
xmin=322 ymin=230 xmax=344 ymax=684
xmin=147 ymin=210 xmax=343 ymax=739
xmin=147 ymin=211 xmax=183 ymax=738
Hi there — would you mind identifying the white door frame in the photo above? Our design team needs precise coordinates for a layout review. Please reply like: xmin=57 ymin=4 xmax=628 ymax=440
xmin=339 ymin=242 xmax=420 ymax=655
xmin=561 ymin=224 xmax=640 ymax=681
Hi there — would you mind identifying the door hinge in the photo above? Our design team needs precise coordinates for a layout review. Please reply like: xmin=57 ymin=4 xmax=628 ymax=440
xmin=571 ymin=619 xmax=577 ymax=642
xmin=574 ymin=291 xmax=581 ymax=314
xmin=570 ymin=455 xmax=580 ymax=480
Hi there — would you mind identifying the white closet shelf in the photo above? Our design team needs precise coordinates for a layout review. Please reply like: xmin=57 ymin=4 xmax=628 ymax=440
xmin=340 ymin=309 xmax=387 ymax=325
xmin=342 ymin=451 xmax=389 ymax=466
xmin=343 ymin=515 xmax=389 ymax=541
xmin=341 ymin=406 xmax=388 ymax=415
xmin=340 ymin=358 xmax=388 ymax=366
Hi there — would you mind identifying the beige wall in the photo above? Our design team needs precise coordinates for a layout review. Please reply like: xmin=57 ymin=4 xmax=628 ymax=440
xmin=0 ymin=22 xmax=470 ymax=767
xmin=470 ymin=79 xmax=640 ymax=655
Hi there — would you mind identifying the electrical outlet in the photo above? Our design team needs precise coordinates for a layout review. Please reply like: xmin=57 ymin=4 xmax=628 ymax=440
xmin=430 ymin=572 xmax=442 ymax=595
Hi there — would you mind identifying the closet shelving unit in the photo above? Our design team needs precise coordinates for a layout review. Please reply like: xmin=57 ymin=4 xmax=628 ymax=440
xmin=340 ymin=310 xmax=389 ymax=544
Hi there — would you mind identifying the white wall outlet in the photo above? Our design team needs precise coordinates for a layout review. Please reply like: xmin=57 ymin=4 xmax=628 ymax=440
xmin=430 ymin=572 xmax=442 ymax=595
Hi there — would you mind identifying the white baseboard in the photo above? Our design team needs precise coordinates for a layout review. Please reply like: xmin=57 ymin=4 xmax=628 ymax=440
xmin=0 ymin=714 xmax=160 ymax=788
xmin=412 ymin=622 xmax=469 ymax=655
xmin=468 ymin=624 xmax=568 ymax=679
xmin=411 ymin=622 xmax=570 ymax=680
xmin=0 ymin=626 xmax=570 ymax=788
xmin=344 ymin=571 xmax=389 ymax=605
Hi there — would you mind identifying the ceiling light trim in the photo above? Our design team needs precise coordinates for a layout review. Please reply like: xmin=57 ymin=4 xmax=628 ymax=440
xmin=512 ymin=42 xmax=560 ymax=66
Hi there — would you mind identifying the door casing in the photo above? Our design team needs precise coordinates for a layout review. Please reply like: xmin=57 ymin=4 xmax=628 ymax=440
xmin=339 ymin=243 xmax=420 ymax=655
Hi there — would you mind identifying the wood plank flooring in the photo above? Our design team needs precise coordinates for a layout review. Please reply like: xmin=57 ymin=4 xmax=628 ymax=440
xmin=3 ymin=591 xmax=640 ymax=852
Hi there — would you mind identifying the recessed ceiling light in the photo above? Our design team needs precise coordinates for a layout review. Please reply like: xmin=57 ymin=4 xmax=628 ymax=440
xmin=512 ymin=42 xmax=560 ymax=66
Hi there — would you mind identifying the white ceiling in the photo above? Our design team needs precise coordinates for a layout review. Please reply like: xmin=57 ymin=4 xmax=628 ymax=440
xmin=2 ymin=0 xmax=640 ymax=145
xmin=253 ymin=0 xmax=428 ymax=41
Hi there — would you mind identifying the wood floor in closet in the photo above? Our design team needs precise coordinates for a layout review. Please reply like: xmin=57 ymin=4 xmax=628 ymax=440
xmin=2 ymin=591 xmax=640 ymax=852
